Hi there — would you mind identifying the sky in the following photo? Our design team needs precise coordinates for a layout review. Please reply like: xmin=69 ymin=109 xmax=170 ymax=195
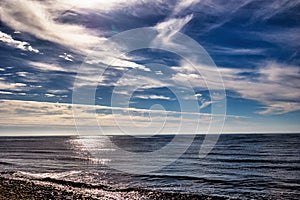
xmin=0 ymin=0 xmax=299 ymax=135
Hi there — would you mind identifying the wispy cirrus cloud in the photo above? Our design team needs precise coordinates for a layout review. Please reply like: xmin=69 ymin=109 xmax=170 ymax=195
xmin=178 ymin=61 xmax=300 ymax=114
xmin=0 ymin=31 xmax=39 ymax=53
xmin=171 ymin=0 xmax=201 ymax=16
xmin=168 ymin=58 xmax=300 ymax=115
xmin=153 ymin=14 xmax=193 ymax=48
xmin=0 ymin=0 xmax=103 ymax=54
xmin=134 ymin=94 xmax=173 ymax=100
xmin=249 ymin=0 xmax=300 ymax=22
xmin=28 ymin=61 xmax=67 ymax=72
xmin=209 ymin=46 xmax=266 ymax=56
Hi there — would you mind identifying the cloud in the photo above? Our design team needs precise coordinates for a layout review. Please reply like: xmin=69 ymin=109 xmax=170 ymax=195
xmin=259 ymin=62 xmax=300 ymax=87
xmin=155 ymin=70 xmax=163 ymax=75
xmin=250 ymin=0 xmax=300 ymax=22
xmin=0 ymin=0 xmax=103 ymax=54
xmin=60 ymin=0 xmax=139 ymax=12
xmin=45 ymin=93 xmax=56 ymax=98
xmin=0 ymin=90 xmax=27 ymax=96
xmin=0 ymin=81 xmax=26 ymax=91
xmin=59 ymin=53 xmax=74 ymax=62
xmin=0 ymin=0 xmax=192 ymax=97
xmin=172 ymin=0 xmax=201 ymax=16
xmin=0 ymin=100 xmax=75 ymax=127
xmin=153 ymin=14 xmax=193 ymax=48
xmin=210 ymin=62 xmax=300 ymax=114
xmin=254 ymin=27 xmax=300 ymax=49
xmin=224 ymin=62 xmax=300 ymax=114
xmin=0 ymin=91 xmax=13 ymax=95
xmin=170 ymin=61 xmax=213 ymax=90
xmin=109 ymin=58 xmax=151 ymax=72
xmin=209 ymin=46 xmax=265 ymax=55
xmin=258 ymin=102 xmax=300 ymax=115
xmin=0 ymin=31 xmax=39 ymax=53
xmin=169 ymin=59 xmax=300 ymax=115
xmin=47 ymin=89 xmax=69 ymax=94
xmin=199 ymin=101 xmax=212 ymax=110
xmin=13 ymin=83 xmax=27 ymax=87
xmin=0 ymin=99 xmax=240 ymax=131
xmin=43 ymin=90 xmax=69 ymax=99
xmin=134 ymin=94 xmax=173 ymax=100
xmin=29 ymin=61 xmax=67 ymax=72
xmin=16 ymin=72 xmax=29 ymax=77
xmin=1 ymin=0 xmax=298 ymax=121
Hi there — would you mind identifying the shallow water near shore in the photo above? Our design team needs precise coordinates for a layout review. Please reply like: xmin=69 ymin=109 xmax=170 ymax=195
xmin=0 ymin=134 xmax=299 ymax=199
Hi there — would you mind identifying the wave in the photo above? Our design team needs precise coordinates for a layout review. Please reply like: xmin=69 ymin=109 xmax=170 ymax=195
xmin=138 ymin=173 xmax=232 ymax=184
xmin=1 ymin=171 xmax=229 ymax=200
xmin=0 ymin=161 xmax=16 ymax=166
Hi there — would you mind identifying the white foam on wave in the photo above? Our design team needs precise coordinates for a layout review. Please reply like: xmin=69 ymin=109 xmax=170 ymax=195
xmin=14 ymin=170 xmax=83 ymax=180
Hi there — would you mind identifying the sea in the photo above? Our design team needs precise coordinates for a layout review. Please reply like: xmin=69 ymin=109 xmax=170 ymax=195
xmin=0 ymin=134 xmax=299 ymax=199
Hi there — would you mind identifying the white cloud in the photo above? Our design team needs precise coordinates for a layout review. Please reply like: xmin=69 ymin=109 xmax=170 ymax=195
xmin=251 ymin=0 xmax=300 ymax=22
xmin=0 ymin=81 xmax=15 ymax=90
xmin=170 ymin=61 xmax=209 ymax=90
xmin=159 ymin=14 xmax=193 ymax=32
xmin=153 ymin=14 xmax=193 ymax=48
xmin=109 ymin=59 xmax=151 ymax=72
xmin=0 ymin=91 xmax=13 ymax=95
xmin=13 ymin=83 xmax=27 ymax=87
xmin=0 ymin=99 xmax=239 ymax=131
xmin=171 ymin=60 xmax=300 ymax=114
xmin=258 ymin=102 xmax=300 ymax=115
xmin=16 ymin=71 xmax=29 ymax=77
xmin=199 ymin=101 xmax=212 ymax=110
xmin=0 ymin=90 xmax=26 ymax=96
xmin=221 ymin=62 xmax=300 ymax=114
xmin=47 ymin=89 xmax=69 ymax=94
xmin=1 ymin=0 xmax=298 ymax=118
xmin=0 ymin=0 xmax=103 ymax=54
xmin=167 ymin=58 xmax=300 ymax=115
xmin=0 ymin=81 xmax=26 ymax=91
xmin=258 ymin=62 xmax=300 ymax=87
xmin=172 ymin=0 xmax=201 ymax=16
xmin=155 ymin=70 xmax=163 ymax=75
xmin=60 ymin=0 xmax=137 ymax=12
xmin=210 ymin=46 xmax=265 ymax=55
xmin=45 ymin=93 xmax=55 ymax=97
xmin=0 ymin=31 xmax=39 ymax=53
xmin=59 ymin=53 xmax=74 ymax=62
xmin=29 ymin=61 xmax=67 ymax=72
xmin=135 ymin=95 xmax=173 ymax=100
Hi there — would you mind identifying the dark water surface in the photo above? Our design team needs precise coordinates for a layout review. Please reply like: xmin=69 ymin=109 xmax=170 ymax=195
xmin=0 ymin=134 xmax=299 ymax=199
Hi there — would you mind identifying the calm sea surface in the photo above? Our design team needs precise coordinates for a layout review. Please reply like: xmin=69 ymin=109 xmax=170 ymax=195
xmin=0 ymin=134 xmax=299 ymax=199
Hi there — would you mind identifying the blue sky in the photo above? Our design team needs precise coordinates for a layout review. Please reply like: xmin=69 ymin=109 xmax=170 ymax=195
xmin=0 ymin=0 xmax=299 ymax=135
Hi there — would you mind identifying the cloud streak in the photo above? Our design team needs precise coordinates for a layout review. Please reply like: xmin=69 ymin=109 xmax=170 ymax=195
xmin=0 ymin=31 xmax=39 ymax=53
xmin=217 ymin=62 xmax=300 ymax=114
xmin=0 ymin=0 xmax=103 ymax=54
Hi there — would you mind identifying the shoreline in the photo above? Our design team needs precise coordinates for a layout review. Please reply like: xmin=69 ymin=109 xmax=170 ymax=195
xmin=0 ymin=176 xmax=229 ymax=200
xmin=0 ymin=176 xmax=89 ymax=200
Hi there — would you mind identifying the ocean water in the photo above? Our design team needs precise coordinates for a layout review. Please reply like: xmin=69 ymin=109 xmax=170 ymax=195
xmin=0 ymin=134 xmax=299 ymax=199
